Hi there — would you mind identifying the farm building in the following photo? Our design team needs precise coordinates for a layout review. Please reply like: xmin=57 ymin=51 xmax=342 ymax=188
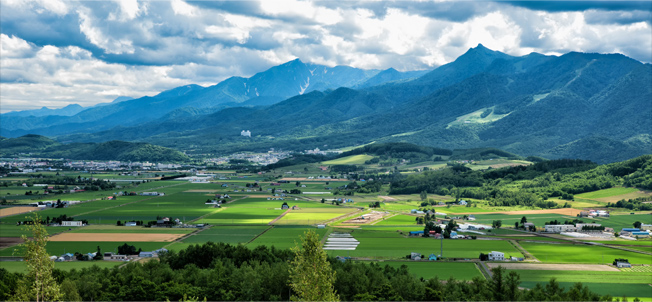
xmin=317 ymin=224 xmax=326 ymax=229
xmin=488 ymin=251 xmax=505 ymax=261
xmin=141 ymin=192 xmax=160 ymax=196
xmin=61 ymin=221 xmax=83 ymax=227
xmin=641 ymin=224 xmax=652 ymax=230
xmin=544 ymin=224 xmax=576 ymax=233
xmin=125 ymin=222 xmax=137 ymax=226
xmin=429 ymin=254 xmax=438 ymax=261
xmin=459 ymin=200 xmax=468 ymax=205
xmin=409 ymin=231 xmax=424 ymax=236
xmin=139 ymin=252 xmax=155 ymax=258
xmin=410 ymin=252 xmax=421 ymax=260
xmin=631 ymin=231 xmax=650 ymax=237
xmin=616 ymin=261 xmax=632 ymax=268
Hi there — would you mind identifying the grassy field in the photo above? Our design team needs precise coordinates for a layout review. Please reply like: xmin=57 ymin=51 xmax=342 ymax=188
xmin=519 ymin=242 xmax=652 ymax=264
xmin=248 ymin=226 xmax=328 ymax=249
xmin=0 ymin=260 xmax=125 ymax=273
xmin=275 ymin=208 xmax=356 ymax=225
xmin=180 ymin=226 xmax=269 ymax=245
xmin=590 ymin=213 xmax=652 ymax=231
xmin=380 ymin=261 xmax=484 ymax=281
xmin=322 ymin=154 xmax=375 ymax=165
xmin=575 ymin=187 xmax=641 ymax=199
xmin=325 ymin=235 xmax=524 ymax=260
xmin=195 ymin=207 xmax=283 ymax=225
xmin=67 ymin=225 xmax=195 ymax=234
xmin=372 ymin=215 xmax=419 ymax=226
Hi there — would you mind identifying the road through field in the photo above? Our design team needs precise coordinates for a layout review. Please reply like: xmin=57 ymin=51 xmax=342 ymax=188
xmin=487 ymin=263 xmax=620 ymax=271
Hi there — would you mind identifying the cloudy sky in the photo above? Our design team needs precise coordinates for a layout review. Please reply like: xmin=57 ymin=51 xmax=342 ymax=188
xmin=1 ymin=0 xmax=651 ymax=113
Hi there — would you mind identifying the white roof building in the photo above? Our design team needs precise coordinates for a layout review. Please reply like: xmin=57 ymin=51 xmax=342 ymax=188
xmin=488 ymin=251 xmax=505 ymax=261
xmin=544 ymin=224 xmax=576 ymax=233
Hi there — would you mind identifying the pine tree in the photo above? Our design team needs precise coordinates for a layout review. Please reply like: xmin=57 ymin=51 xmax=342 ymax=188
xmin=289 ymin=230 xmax=339 ymax=302
xmin=12 ymin=212 xmax=62 ymax=302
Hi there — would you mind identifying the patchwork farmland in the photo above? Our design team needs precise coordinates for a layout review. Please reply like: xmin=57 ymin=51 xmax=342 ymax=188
xmin=1 ymin=168 xmax=651 ymax=301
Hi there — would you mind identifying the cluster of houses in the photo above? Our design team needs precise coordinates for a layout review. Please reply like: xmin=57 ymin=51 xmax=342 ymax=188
xmin=579 ymin=210 xmax=610 ymax=218
xmin=29 ymin=200 xmax=80 ymax=208
xmin=51 ymin=248 xmax=168 ymax=262
xmin=141 ymin=192 xmax=164 ymax=196
xmin=408 ymin=230 xmax=470 ymax=239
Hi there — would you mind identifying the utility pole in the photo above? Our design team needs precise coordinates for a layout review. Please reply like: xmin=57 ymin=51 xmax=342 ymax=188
xmin=440 ymin=234 xmax=443 ymax=258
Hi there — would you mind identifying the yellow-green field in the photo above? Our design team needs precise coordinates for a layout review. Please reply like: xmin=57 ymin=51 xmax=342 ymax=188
xmin=322 ymin=154 xmax=375 ymax=165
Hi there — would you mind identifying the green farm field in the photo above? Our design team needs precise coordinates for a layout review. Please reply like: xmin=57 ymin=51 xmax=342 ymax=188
xmin=326 ymin=235 xmax=524 ymax=259
xmin=589 ymin=213 xmax=652 ymax=231
xmin=0 ymin=260 xmax=124 ymax=273
xmin=321 ymin=154 xmax=375 ymax=165
xmin=1 ymin=241 xmax=167 ymax=257
xmin=275 ymin=208 xmax=357 ymax=225
xmin=520 ymin=281 xmax=652 ymax=300
xmin=519 ymin=242 xmax=652 ymax=264
xmin=67 ymin=225 xmax=194 ymax=234
xmin=373 ymin=215 xmax=419 ymax=226
xmin=248 ymin=226 xmax=328 ymax=249
xmin=380 ymin=261 xmax=484 ymax=281
xmin=575 ymin=187 xmax=641 ymax=199
xmin=180 ymin=226 xmax=269 ymax=245
xmin=195 ymin=207 xmax=283 ymax=225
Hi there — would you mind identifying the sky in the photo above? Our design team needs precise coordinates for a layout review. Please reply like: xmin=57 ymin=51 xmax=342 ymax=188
xmin=1 ymin=0 xmax=651 ymax=113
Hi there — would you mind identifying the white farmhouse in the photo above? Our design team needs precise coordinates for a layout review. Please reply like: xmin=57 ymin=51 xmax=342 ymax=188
xmin=61 ymin=221 xmax=83 ymax=227
xmin=544 ymin=224 xmax=576 ymax=233
xmin=488 ymin=251 xmax=505 ymax=261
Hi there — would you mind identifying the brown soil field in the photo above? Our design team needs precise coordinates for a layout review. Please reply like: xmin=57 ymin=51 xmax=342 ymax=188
xmin=379 ymin=196 xmax=397 ymax=201
xmin=0 ymin=237 xmax=24 ymax=249
xmin=344 ymin=211 xmax=389 ymax=224
xmin=0 ymin=207 xmax=43 ymax=217
xmin=488 ymin=263 xmax=619 ymax=271
xmin=595 ymin=190 xmax=652 ymax=203
xmin=49 ymin=233 xmax=184 ymax=242
xmin=456 ymin=208 xmax=582 ymax=216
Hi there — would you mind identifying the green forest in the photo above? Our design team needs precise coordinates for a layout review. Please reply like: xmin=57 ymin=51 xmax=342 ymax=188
xmin=389 ymin=155 xmax=652 ymax=208
xmin=0 ymin=241 xmax=614 ymax=302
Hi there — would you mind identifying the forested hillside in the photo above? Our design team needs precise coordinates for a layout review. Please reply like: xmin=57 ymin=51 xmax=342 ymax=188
xmin=0 ymin=135 xmax=189 ymax=162
xmin=389 ymin=155 xmax=652 ymax=210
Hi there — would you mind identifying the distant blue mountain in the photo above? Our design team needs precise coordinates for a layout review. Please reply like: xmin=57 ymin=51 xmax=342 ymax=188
xmin=3 ymin=45 xmax=649 ymax=163
xmin=2 ymin=104 xmax=85 ymax=117
xmin=0 ymin=59 xmax=420 ymax=137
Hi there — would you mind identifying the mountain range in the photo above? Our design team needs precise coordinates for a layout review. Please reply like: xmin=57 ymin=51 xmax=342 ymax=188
xmin=1 ymin=44 xmax=650 ymax=163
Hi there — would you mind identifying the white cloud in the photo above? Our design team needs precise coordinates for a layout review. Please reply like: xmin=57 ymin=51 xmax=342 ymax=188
xmin=1 ymin=0 xmax=651 ymax=112
xmin=171 ymin=0 xmax=196 ymax=16
xmin=114 ymin=0 xmax=142 ymax=20
xmin=0 ymin=34 xmax=35 ymax=58
xmin=77 ymin=7 xmax=135 ymax=54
